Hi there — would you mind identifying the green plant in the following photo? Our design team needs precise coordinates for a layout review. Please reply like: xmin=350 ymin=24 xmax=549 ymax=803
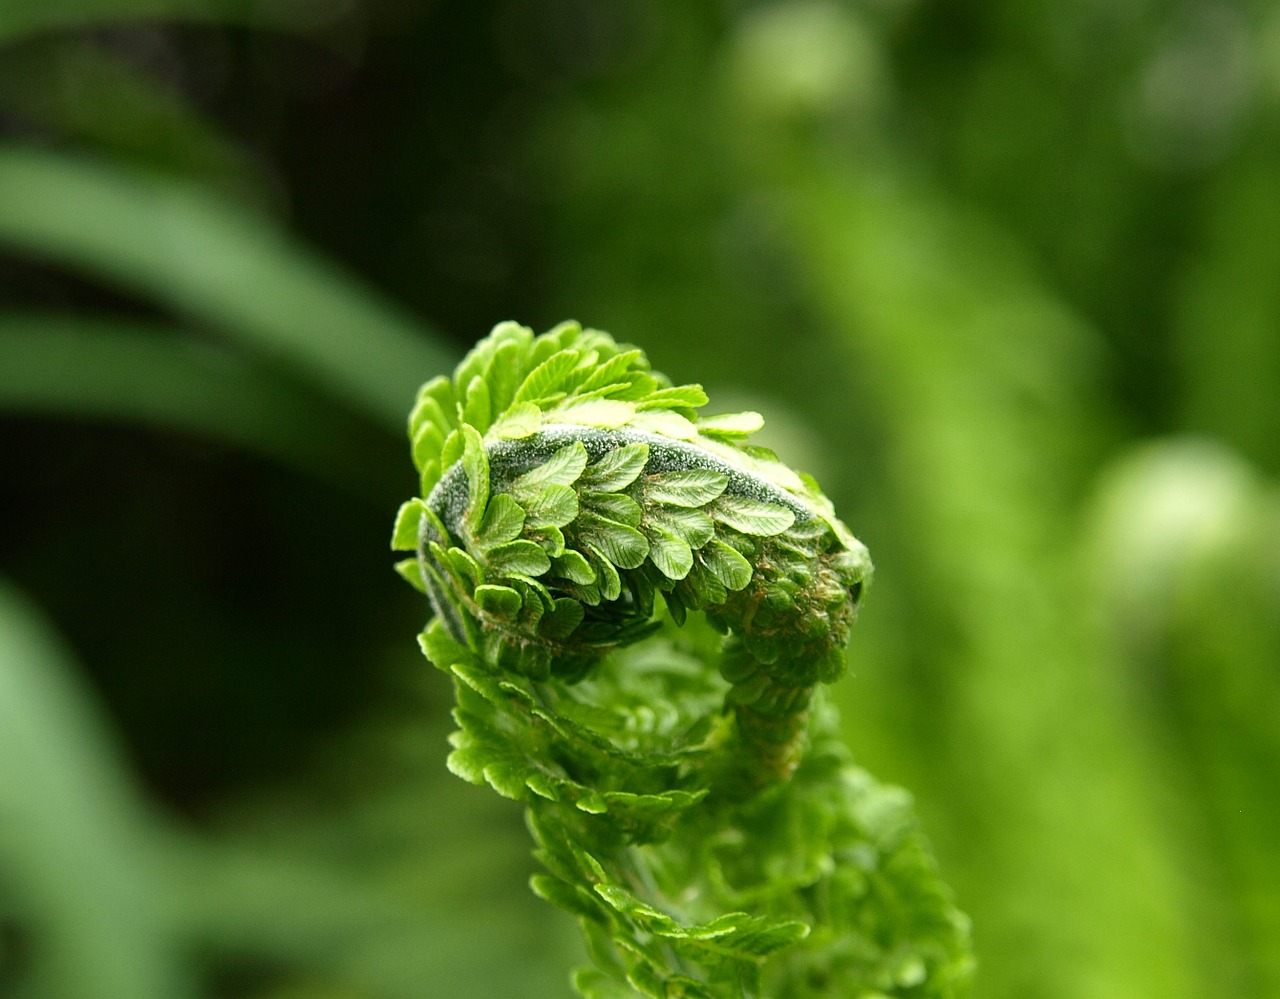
xmin=392 ymin=320 xmax=973 ymax=998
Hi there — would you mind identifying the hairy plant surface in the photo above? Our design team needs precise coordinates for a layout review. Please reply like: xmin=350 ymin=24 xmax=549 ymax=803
xmin=393 ymin=321 xmax=972 ymax=998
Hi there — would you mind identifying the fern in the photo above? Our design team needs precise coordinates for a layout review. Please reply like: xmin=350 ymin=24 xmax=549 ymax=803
xmin=392 ymin=321 xmax=973 ymax=998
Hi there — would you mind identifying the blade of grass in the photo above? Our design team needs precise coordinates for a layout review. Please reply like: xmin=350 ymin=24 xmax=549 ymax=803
xmin=0 ymin=579 xmax=192 ymax=999
xmin=0 ymin=145 xmax=457 ymax=430
xmin=0 ymin=314 xmax=395 ymax=494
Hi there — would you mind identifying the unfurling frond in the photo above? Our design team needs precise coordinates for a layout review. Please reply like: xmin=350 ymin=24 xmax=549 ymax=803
xmin=394 ymin=320 xmax=973 ymax=998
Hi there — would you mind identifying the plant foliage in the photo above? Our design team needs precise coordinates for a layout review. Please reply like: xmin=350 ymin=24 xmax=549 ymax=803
xmin=394 ymin=321 xmax=973 ymax=998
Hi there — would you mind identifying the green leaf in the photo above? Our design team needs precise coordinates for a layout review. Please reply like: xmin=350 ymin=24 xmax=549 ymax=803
xmin=631 ymin=409 xmax=698 ymax=439
xmin=594 ymin=884 xmax=662 ymax=920
xmin=461 ymin=426 xmax=490 ymax=536
xmin=530 ymin=874 xmax=606 ymax=923
xmin=478 ymin=494 xmax=525 ymax=547
xmin=663 ymin=977 xmax=719 ymax=999
xmin=577 ymin=348 xmax=645 ymax=393
xmin=482 ymin=336 xmax=524 ymax=414
xmin=696 ymin=411 xmax=764 ymax=436
xmin=676 ymin=913 xmax=750 ymax=940
xmin=729 ymin=920 xmax=810 ymax=957
xmin=584 ymin=491 xmax=643 ymax=527
xmin=645 ymin=469 xmax=728 ymax=507
xmin=510 ymin=442 xmax=589 ymax=496
xmin=645 ymin=506 xmax=715 ymax=548
xmin=578 ymin=513 xmax=649 ymax=570
xmin=700 ymin=540 xmax=753 ymax=591
xmin=663 ymin=588 xmax=688 ymax=625
xmin=648 ymin=533 xmax=694 ymax=581
xmin=712 ymin=495 xmax=796 ymax=537
xmin=684 ymin=563 xmax=728 ymax=606
xmin=512 ymin=574 xmax=554 ymax=611
xmin=410 ymin=375 xmax=449 ymax=419
xmin=390 ymin=499 xmax=426 ymax=551
xmin=529 ymin=524 xmax=567 ymax=557
xmin=550 ymin=399 xmax=635 ymax=429
xmin=573 ymin=967 xmax=634 ymax=999
xmin=514 ymin=590 xmax=546 ymax=635
xmin=393 ymin=558 xmax=427 ymax=593
xmin=635 ymin=384 xmax=709 ymax=410
xmin=540 ymin=598 xmax=585 ymax=641
xmin=581 ymin=443 xmax=650 ymax=492
xmin=489 ymin=400 xmax=542 ymax=439
xmin=418 ymin=459 xmax=442 ymax=499
xmin=513 ymin=349 xmax=580 ymax=404
xmin=440 ymin=427 xmax=464 ymax=471
xmin=445 ymin=745 xmax=489 ymax=784
xmin=524 ymin=770 xmax=562 ymax=801
xmin=486 ymin=540 xmax=552 ymax=578
xmin=441 ymin=547 xmax=482 ymax=589
xmin=534 ymin=320 xmax=583 ymax=360
xmin=610 ymin=372 xmax=661 ymax=401
xmin=410 ymin=376 xmax=454 ymax=438
xmin=553 ymin=550 xmax=596 ymax=585
xmin=411 ymin=421 xmax=445 ymax=476
xmin=453 ymin=330 xmax=501 ymax=398
xmin=461 ymin=374 xmax=491 ymax=432
xmin=586 ymin=550 xmax=623 ymax=601
xmin=484 ymin=760 xmax=534 ymax=800
xmin=474 ymin=584 xmax=522 ymax=618
xmin=524 ymin=484 xmax=579 ymax=528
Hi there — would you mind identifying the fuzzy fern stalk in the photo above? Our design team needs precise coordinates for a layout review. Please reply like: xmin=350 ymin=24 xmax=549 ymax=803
xmin=392 ymin=321 xmax=973 ymax=998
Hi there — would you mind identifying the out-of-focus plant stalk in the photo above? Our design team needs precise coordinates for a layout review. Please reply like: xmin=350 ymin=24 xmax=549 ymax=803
xmin=719 ymin=7 xmax=1204 ymax=997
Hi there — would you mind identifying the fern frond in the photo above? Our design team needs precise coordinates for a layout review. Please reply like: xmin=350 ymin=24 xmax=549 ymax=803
xmin=394 ymin=321 xmax=973 ymax=997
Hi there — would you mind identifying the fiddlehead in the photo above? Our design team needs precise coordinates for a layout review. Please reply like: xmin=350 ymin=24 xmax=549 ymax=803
xmin=393 ymin=322 xmax=972 ymax=998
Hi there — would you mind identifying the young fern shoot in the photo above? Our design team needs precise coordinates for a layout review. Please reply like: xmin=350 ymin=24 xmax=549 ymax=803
xmin=393 ymin=322 xmax=973 ymax=998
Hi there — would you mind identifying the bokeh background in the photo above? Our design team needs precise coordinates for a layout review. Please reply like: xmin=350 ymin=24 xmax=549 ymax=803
xmin=2 ymin=2 xmax=1279 ymax=997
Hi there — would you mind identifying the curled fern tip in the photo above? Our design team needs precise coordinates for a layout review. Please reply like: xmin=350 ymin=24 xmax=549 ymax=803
xmin=393 ymin=320 xmax=972 ymax=998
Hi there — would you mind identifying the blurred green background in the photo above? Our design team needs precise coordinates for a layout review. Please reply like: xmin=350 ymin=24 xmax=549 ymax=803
xmin=1 ymin=1 xmax=1278 ymax=997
